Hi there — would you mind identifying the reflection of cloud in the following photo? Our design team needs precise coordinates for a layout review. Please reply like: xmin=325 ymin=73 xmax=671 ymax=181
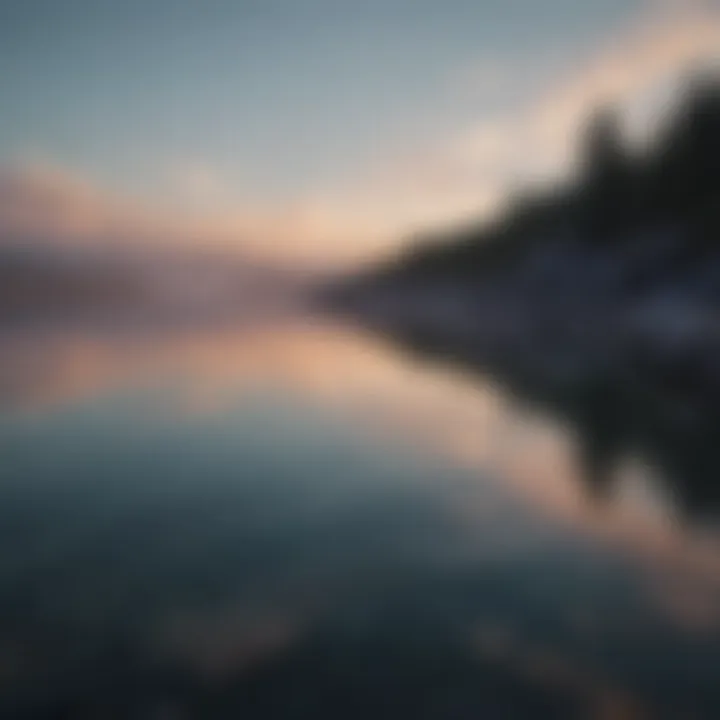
xmin=642 ymin=568 xmax=720 ymax=633
xmin=161 ymin=607 xmax=303 ymax=682
xmin=0 ymin=321 xmax=714 ymax=538
xmin=6 ymin=316 xmax=720 ymax=646
xmin=473 ymin=622 xmax=645 ymax=719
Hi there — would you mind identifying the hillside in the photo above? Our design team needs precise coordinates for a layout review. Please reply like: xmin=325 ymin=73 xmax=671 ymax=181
xmin=326 ymin=76 xmax=720 ymax=366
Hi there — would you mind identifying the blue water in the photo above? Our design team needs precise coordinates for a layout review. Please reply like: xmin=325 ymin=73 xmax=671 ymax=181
xmin=1 ymin=319 xmax=720 ymax=718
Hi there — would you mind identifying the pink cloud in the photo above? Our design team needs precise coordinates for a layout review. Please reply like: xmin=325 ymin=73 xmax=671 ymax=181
xmin=1 ymin=3 xmax=718 ymax=269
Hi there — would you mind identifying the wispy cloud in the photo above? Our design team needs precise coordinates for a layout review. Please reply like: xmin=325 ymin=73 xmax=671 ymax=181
xmin=412 ymin=1 xmax=720 ymax=222
xmin=0 ymin=161 xmax=354 ymax=268
xmin=269 ymin=1 xmax=720 ymax=260
xmin=1 ymin=2 xmax=718 ymax=269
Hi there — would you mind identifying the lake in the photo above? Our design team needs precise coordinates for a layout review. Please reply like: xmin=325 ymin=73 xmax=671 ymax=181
xmin=1 ymin=313 xmax=720 ymax=718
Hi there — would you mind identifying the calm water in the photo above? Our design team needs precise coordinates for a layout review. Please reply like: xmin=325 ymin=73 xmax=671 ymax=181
xmin=2 ymin=315 xmax=720 ymax=718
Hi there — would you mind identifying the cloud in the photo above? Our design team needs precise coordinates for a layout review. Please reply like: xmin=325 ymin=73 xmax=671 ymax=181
xmin=275 ymin=1 xmax=720 ymax=259
xmin=0 ymin=161 xmax=366 ymax=269
xmin=164 ymin=161 xmax=233 ymax=211
xmin=0 ymin=163 xmax=121 ymax=245
xmin=0 ymin=161 xmax=195 ymax=252
xmin=1 ymin=3 xmax=719 ymax=269
xmin=441 ymin=2 xmax=720 ymax=199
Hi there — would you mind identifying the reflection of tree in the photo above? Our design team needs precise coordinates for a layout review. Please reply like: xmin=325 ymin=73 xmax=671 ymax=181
xmin=383 ymin=325 xmax=720 ymax=522
xmin=513 ymin=375 xmax=720 ymax=521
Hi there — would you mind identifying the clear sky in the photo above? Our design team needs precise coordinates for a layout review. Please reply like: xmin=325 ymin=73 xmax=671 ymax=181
xmin=1 ymin=0 xmax=718 ymax=267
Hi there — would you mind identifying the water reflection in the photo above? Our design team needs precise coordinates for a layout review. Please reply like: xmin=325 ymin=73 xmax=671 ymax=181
xmin=2 ymin=317 xmax=720 ymax=717
xmin=379 ymin=323 xmax=720 ymax=524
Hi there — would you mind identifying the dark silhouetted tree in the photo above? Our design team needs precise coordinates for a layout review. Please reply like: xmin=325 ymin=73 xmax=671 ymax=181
xmin=580 ymin=107 xmax=636 ymax=241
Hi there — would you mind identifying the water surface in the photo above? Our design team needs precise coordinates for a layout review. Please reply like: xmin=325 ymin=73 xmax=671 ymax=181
xmin=1 ymin=315 xmax=720 ymax=718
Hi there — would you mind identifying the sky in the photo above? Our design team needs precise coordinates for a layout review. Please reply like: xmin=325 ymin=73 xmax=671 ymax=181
xmin=1 ymin=0 xmax=719 ymax=269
